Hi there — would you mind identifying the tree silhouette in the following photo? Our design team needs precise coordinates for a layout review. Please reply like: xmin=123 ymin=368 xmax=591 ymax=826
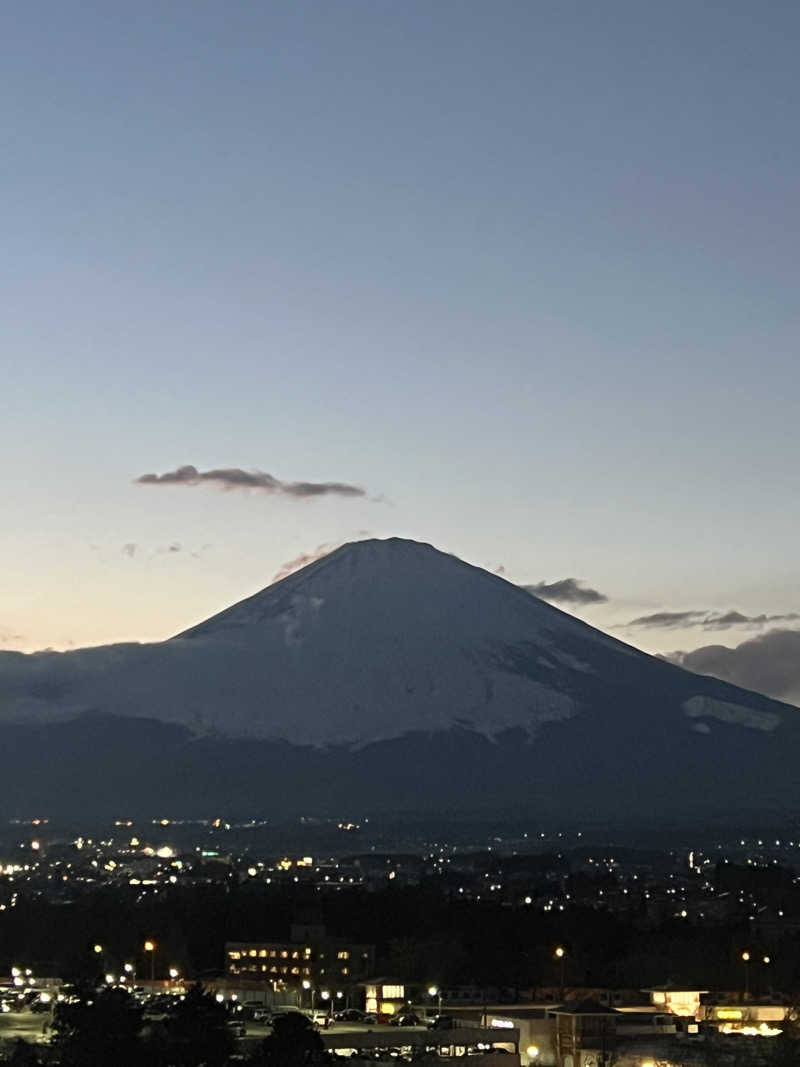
xmin=153 ymin=983 xmax=235 ymax=1067
xmin=254 ymin=1011 xmax=326 ymax=1067
xmin=2 ymin=1040 xmax=40 ymax=1067
xmin=51 ymin=985 xmax=143 ymax=1067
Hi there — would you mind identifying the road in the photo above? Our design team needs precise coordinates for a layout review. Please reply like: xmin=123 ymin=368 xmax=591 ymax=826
xmin=0 ymin=1011 xmax=52 ymax=1044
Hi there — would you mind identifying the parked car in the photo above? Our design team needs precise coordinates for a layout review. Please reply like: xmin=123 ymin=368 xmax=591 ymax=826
xmin=226 ymin=1019 xmax=247 ymax=1039
xmin=362 ymin=1013 xmax=378 ymax=1025
xmin=334 ymin=1008 xmax=366 ymax=1022
xmin=390 ymin=1013 xmax=421 ymax=1027
xmin=427 ymin=1015 xmax=456 ymax=1031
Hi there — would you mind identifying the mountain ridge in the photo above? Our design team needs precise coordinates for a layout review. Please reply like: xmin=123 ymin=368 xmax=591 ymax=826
xmin=0 ymin=537 xmax=797 ymax=820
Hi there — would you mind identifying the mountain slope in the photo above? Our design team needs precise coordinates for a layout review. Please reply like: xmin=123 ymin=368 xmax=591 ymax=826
xmin=0 ymin=538 xmax=797 ymax=819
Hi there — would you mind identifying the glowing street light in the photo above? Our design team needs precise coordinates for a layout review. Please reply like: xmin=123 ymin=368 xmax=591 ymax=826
xmin=742 ymin=951 xmax=751 ymax=998
xmin=428 ymin=985 xmax=443 ymax=1016
xmin=554 ymin=947 xmax=567 ymax=998
xmin=169 ymin=968 xmax=179 ymax=981
xmin=144 ymin=940 xmax=156 ymax=982
xmin=93 ymin=945 xmax=103 ymax=955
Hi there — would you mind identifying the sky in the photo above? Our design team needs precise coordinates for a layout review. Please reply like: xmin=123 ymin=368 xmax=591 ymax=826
xmin=4 ymin=0 xmax=800 ymax=671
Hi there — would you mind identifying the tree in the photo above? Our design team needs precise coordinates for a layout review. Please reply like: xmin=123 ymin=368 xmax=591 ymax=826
xmin=254 ymin=1011 xmax=326 ymax=1067
xmin=51 ymin=985 xmax=144 ymax=1067
xmin=153 ymin=983 xmax=235 ymax=1067
xmin=2 ymin=1040 xmax=40 ymax=1067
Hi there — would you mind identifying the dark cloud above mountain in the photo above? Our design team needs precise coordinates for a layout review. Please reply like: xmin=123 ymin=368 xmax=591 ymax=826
xmin=668 ymin=629 xmax=800 ymax=708
xmin=135 ymin=465 xmax=366 ymax=499
xmin=523 ymin=578 xmax=608 ymax=605
xmin=625 ymin=609 xmax=800 ymax=631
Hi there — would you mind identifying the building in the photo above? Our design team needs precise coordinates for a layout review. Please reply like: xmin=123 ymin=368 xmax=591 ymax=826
xmin=552 ymin=1000 xmax=620 ymax=1067
xmin=225 ymin=923 xmax=374 ymax=991
xmin=646 ymin=983 xmax=708 ymax=1018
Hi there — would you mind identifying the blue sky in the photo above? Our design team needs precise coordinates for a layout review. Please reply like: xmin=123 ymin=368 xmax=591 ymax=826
xmin=4 ymin=0 xmax=800 ymax=655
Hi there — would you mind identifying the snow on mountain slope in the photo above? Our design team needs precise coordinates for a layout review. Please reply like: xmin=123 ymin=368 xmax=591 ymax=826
xmin=0 ymin=539 xmax=793 ymax=751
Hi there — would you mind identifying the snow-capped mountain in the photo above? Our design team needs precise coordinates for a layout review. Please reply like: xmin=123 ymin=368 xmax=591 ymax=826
xmin=0 ymin=538 xmax=797 ymax=820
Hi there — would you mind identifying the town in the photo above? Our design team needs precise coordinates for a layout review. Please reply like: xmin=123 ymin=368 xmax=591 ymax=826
xmin=1 ymin=815 xmax=799 ymax=1064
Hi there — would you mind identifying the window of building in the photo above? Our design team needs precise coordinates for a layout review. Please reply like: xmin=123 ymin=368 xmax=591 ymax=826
xmin=337 ymin=951 xmax=350 ymax=960
xmin=228 ymin=951 xmax=241 ymax=960
xmin=259 ymin=950 xmax=267 ymax=958
xmin=249 ymin=950 xmax=257 ymax=958
xmin=341 ymin=968 xmax=349 ymax=976
xmin=382 ymin=985 xmax=404 ymax=999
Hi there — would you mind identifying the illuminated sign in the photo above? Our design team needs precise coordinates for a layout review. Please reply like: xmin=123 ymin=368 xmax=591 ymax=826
xmin=490 ymin=1018 xmax=514 ymax=1029
xmin=717 ymin=1009 xmax=743 ymax=1020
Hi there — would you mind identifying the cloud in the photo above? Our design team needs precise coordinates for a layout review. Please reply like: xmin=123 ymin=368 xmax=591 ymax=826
xmin=122 ymin=543 xmax=137 ymax=559
xmin=135 ymin=465 xmax=366 ymax=499
xmin=624 ymin=609 xmax=800 ymax=631
xmin=624 ymin=610 xmax=708 ymax=629
xmin=0 ymin=628 xmax=24 ymax=647
xmin=668 ymin=629 xmax=800 ymax=707
xmin=272 ymin=543 xmax=336 ymax=583
xmin=523 ymin=578 xmax=608 ymax=605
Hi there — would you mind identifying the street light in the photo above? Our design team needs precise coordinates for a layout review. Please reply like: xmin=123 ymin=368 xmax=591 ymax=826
xmin=554 ymin=947 xmax=566 ymax=998
xmin=144 ymin=940 xmax=156 ymax=982
xmin=741 ymin=951 xmax=750 ymax=998
xmin=93 ymin=945 xmax=103 ymax=955
xmin=169 ymin=968 xmax=179 ymax=981
xmin=428 ymin=985 xmax=443 ymax=1016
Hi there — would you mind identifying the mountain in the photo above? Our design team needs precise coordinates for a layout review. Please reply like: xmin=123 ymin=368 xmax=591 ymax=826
xmin=0 ymin=537 xmax=798 ymax=822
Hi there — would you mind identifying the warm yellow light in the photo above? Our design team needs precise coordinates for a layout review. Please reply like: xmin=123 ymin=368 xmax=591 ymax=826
xmin=144 ymin=940 xmax=156 ymax=952
xmin=763 ymin=956 xmax=771 ymax=964
xmin=169 ymin=968 xmax=179 ymax=979
xmin=741 ymin=951 xmax=750 ymax=962
xmin=555 ymin=946 xmax=566 ymax=959
xmin=428 ymin=986 xmax=439 ymax=997
xmin=93 ymin=944 xmax=103 ymax=954
xmin=302 ymin=980 xmax=311 ymax=990
xmin=526 ymin=1046 xmax=540 ymax=1058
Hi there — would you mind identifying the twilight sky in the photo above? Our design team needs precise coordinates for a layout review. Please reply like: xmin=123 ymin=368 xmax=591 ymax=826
xmin=4 ymin=1 xmax=800 ymax=671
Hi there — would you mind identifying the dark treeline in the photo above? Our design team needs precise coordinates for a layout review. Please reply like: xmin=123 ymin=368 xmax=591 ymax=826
xmin=1 ymin=882 xmax=799 ymax=994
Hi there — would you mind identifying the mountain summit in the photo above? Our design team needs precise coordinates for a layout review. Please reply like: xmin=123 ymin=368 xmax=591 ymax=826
xmin=0 ymin=538 xmax=797 ymax=820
